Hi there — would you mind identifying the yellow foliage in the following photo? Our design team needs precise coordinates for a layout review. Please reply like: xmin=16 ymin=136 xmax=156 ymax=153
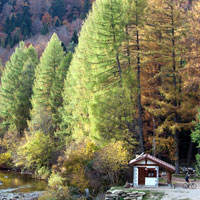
xmin=0 ymin=152 xmax=12 ymax=168
xmin=14 ymin=131 xmax=56 ymax=170
xmin=64 ymin=139 xmax=96 ymax=191
xmin=48 ymin=172 xmax=64 ymax=190
xmin=93 ymin=141 xmax=129 ymax=184
xmin=39 ymin=186 xmax=71 ymax=200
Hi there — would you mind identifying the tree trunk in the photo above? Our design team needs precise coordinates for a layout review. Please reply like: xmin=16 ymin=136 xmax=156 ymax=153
xmin=136 ymin=29 xmax=144 ymax=153
xmin=171 ymin=2 xmax=179 ymax=174
xmin=187 ymin=140 xmax=193 ymax=167
xmin=175 ymin=130 xmax=180 ymax=174
xmin=152 ymin=117 xmax=156 ymax=157
xmin=135 ymin=0 xmax=144 ymax=153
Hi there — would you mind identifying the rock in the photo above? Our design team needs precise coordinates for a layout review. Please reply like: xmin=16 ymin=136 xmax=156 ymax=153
xmin=124 ymin=182 xmax=131 ymax=188
xmin=138 ymin=192 xmax=145 ymax=196
xmin=105 ymin=189 xmax=145 ymax=200
xmin=0 ymin=191 xmax=43 ymax=200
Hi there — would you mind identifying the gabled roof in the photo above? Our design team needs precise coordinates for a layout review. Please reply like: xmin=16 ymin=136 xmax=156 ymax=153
xmin=129 ymin=153 xmax=176 ymax=172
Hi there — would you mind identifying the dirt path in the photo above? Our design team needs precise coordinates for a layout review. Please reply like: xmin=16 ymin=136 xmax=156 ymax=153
xmin=161 ymin=177 xmax=200 ymax=200
xmin=135 ymin=177 xmax=200 ymax=200
xmin=159 ymin=187 xmax=200 ymax=200
xmin=152 ymin=177 xmax=200 ymax=200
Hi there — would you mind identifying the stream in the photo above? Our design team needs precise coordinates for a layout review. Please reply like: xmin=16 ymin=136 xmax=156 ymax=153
xmin=0 ymin=170 xmax=47 ymax=200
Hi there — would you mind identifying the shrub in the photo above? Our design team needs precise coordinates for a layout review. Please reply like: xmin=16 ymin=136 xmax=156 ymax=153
xmin=39 ymin=186 xmax=71 ymax=200
xmin=0 ymin=151 xmax=12 ymax=168
xmin=93 ymin=141 xmax=130 ymax=184
xmin=14 ymin=131 xmax=56 ymax=170
xmin=195 ymin=154 xmax=200 ymax=176
xmin=35 ymin=166 xmax=51 ymax=180
xmin=63 ymin=139 xmax=97 ymax=192
xmin=48 ymin=172 xmax=64 ymax=190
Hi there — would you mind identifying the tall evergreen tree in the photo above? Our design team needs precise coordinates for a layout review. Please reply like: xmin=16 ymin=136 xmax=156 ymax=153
xmin=143 ymin=0 xmax=189 ymax=173
xmin=183 ymin=1 xmax=200 ymax=90
xmin=50 ymin=52 xmax=72 ymax=129
xmin=20 ymin=1 xmax=32 ymax=37
xmin=61 ymin=0 xmax=138 ymax=145
xmin=0 ymin=42 xmax=38 ymax=135
xmin=125 ymin=0 xmax=147 ymax=153
xmin=50 ymin=0 xmax=65 ymax=20
xmin=0 ymin=0 xmax=7 ymax=13
xmin=29 ymin=33 xmax=65 ymax=134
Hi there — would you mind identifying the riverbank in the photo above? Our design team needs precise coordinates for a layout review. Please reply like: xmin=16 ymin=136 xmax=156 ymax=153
xmin=0 ymin=170 xmax=47 ymax=200
xmin=0 ymin=191 xmax=42 ymax=200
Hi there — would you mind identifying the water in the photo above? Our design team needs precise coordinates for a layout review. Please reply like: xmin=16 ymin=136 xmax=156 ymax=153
xmin=0 ymin=170 xmax=47 ymax=199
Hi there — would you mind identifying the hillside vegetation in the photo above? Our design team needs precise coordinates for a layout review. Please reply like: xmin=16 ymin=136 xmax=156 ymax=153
xmin=0 ymin=0 xmax=94 ymax=63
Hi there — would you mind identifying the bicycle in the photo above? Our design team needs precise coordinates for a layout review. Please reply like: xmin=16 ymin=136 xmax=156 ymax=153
xmin=182 ymin=182 xmax=197 ymax=189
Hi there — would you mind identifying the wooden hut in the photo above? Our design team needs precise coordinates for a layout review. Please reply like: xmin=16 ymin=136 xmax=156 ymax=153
xmin=129 ymin=153 xmax=175 ymax=187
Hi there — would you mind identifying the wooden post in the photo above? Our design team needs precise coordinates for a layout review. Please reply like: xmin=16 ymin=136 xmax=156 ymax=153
xmin=167 ymin=171 xmax=172 ymax=185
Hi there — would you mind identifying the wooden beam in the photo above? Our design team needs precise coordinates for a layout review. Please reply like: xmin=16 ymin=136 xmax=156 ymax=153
xmin=167 ymin=171 xmax=172 ymax=184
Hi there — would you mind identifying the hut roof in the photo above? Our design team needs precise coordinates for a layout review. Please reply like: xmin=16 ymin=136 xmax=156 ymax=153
xmin=129 ymin=153 xmax=176 ymax=172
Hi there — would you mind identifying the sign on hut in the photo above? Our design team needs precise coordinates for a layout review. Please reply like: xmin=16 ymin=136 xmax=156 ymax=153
xmin=129 ymin=153 xmax=175 ymax=187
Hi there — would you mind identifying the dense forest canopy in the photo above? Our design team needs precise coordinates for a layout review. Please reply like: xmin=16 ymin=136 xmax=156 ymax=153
xmin=0 ymin=0 xmax=94 ymax=63
xmin=0 ymin=0 xmax=200 ymax=198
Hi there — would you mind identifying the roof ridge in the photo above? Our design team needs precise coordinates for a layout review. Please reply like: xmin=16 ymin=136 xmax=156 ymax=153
xmin=129 ymin=153 xmax=176 ymax=172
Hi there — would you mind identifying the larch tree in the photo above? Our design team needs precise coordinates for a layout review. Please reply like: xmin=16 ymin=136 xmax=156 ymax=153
xmin=50 ymin=52 xmax=72 ymax=130
xmin=125 ymin=0 xmax=147 ymax=153
xmin=144 ymin=0 xmax=188 ymax=173
xmin=0 ymin=42 xmax=38 ymax=136
xmin=183 ymin=1 xmax=200 ymax=91
xmin=183 ymin=1 xmax=200 ymax=167
xmin=29 ymin=33 xmax=65 ymax=135
xmin=61 ymin=0 xmax=138 ymax=146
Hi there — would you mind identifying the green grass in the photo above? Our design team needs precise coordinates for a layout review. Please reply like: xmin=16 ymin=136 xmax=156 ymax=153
xmin=142 ymin=190 xmax=164 ymax=200
xmin=179 ymin=199 xmax=191 ymax=200
xmin=173 ymin=174 xmax=187 ymax=178
xmin=159 ymin=177 xmax=167 ymax=184
xmin=173 ymin=174 xmax=200 ymax=181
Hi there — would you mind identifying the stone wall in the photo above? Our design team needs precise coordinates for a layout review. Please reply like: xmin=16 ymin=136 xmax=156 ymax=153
xmin=105 ymin=189 xmax=145 ymax=200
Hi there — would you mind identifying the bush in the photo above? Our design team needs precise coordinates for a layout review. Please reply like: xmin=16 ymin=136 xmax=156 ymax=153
xmin=14 ymin=131 xmax=56 ymax=170
xmin=195 ymin=154 xmax=200 ymax=176
xmin=48 ymin=172 xmax=64 ymax=190
xmin=63 ymin=139 xmax=97 ymax=192
xmin=35 ymin=166 xmax=51 ymax=180
xmin=0 ymin=151 xmax=12 ymax=168
xmin=39 ymin=186 xmax=71 ymax=200
xmin=93 ymin=141 xmax=129 ymax=184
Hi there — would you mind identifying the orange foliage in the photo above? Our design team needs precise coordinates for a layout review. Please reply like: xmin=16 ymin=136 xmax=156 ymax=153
xmin=62 ymin=19 xmax=71 ymax=31
xmin=182 ymin=1 xmax=200 ymax=92
xmin=42 ymin=12 xmax=52 ymax=25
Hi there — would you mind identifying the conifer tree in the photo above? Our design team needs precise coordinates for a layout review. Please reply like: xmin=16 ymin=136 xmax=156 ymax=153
xmin=21 ymin=1 xmax=32 ymax=37
xmin=143 ymin=0 xmax=188 ymax=173
xmin=29 ymin=33 xmax=65 ymax=134
xmin=0 ymin=42 xmax=38 ymax=135
xmin=125 ymin=0 xmax=147 ymax=152
xmin=50 ymin=0 xmax=65 ymax=20
xmin=61 ymin=0 xmax=138 ymax=145
xmin=183 ymin=1 xmax=200 ymax=90
xmin=50 ymin=52 xmax=72 ymax=128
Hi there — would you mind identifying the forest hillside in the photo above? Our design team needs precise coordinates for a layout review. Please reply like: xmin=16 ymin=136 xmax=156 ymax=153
xmin=0 ymin=0 xmax=94 ymax=63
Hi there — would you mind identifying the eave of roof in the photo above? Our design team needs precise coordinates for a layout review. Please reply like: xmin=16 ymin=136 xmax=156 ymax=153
xmin=129 ymin=154 xmax=176 ymax=172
